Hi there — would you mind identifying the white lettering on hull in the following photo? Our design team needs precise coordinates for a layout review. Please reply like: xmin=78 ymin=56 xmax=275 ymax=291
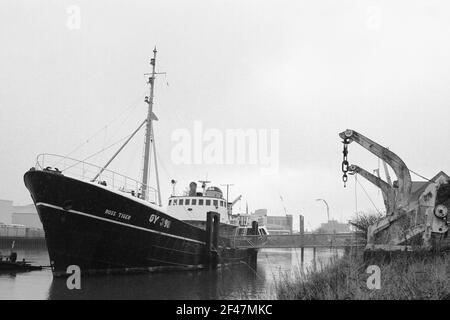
xmin=104 ymin=209 xmax=131 ymax=221
xmin=36 ymin=202 xmax=203 ymax=244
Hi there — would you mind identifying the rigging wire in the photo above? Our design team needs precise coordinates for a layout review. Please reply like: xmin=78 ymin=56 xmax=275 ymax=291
xmin=123 ymin=135 xmax=142 ymax=176
xmin=155 ymin=148 xmax=172 ymax=184
xmin=379 ymin=149 xmax=431 ymax=181
xmin=53 ymin=124 xmax=108 ymax=167
xmin=370 ymin=149 xmax=432 ymax=182
xmin=61 ymin=133 xmax=134 ymax=173
xmin=53 ymin=88 xmax=147 ymax=167
xmin=103 ymin=94 xmax=145 ymax=146
xmin=377 ymin=158 xmax=431 ymax=182
xmin=351 ymin=142 xmax=433 ymax=185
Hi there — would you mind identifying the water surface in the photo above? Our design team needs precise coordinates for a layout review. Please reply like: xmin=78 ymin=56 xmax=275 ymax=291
xmin=0 ymin=248 xmax=342 ymax=299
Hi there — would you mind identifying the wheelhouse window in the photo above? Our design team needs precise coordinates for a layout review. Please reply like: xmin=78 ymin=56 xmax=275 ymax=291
xmin=220 ymin=200 xmax=224 ymax=207
xmin=199 ymin=199 xmax=204 ymax=205
xmin=206 ymin=199 xmax=211 ymax=206
xmin=185 ymin=199 xmax=190 ymax=206
xmin=179 ymin=199 xmax=184 ymax=205
xmin=173 ymin=199 xmax=177 ymax=205
xmin=213 ymin=200 xmax=218 ymax=207
xmin=192 ymin=199 xmax=197 ymax=205
xmin=169 ymin=199 xmax=172 ymax=206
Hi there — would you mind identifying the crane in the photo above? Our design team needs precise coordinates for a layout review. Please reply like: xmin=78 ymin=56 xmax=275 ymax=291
xmin=228 ymin=195 xmax=242 ymax=214
xmin=340 ymin=129 xmax=411 ymax=208
xmin=339 ymin=129 xmax=450 ymax=252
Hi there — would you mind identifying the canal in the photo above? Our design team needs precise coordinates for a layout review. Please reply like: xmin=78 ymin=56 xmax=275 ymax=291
xmin=0 ymin=248 xmax=343 ymax=299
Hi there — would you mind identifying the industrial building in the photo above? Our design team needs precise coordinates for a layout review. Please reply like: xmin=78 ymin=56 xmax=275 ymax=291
xmin=315 ymin=219 xmax=351 ymax=234
xmin=232 ymin=208 xmax=294 ymax=235
xmin=0 ymin=199 xmax=42 ymax=229
xmin=0 ymin=199 xmax=13 ymax=225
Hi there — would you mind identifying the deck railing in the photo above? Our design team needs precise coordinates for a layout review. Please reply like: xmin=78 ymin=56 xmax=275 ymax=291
xmin=34 ymin=153 xmax=158 ymax=204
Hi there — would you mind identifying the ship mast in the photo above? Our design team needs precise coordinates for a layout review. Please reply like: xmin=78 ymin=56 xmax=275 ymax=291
xmin=141 ymin=47 xmax=162 ymax=205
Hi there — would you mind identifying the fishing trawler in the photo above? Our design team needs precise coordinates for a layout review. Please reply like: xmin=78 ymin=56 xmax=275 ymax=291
xmin=23 ymin=49 xmax=258 ymax=276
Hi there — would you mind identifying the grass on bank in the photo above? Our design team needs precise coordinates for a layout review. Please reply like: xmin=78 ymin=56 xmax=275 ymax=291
xmin=275 ymin=250 xmax=450 ymax=300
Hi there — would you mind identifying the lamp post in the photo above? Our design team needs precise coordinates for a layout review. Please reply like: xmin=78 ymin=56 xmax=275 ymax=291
xmin=315 ymin=198 xmax=330 ymax=222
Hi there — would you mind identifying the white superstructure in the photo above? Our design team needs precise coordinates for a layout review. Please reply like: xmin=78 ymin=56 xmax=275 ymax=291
xmin=166 ymin=181 xmax=230 ymax=224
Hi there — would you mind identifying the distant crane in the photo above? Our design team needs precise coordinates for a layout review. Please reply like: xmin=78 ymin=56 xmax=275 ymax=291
xmin=279 ymin=194 xmax=288 ymax=215
xmin=228 ymin=195 xmax=242 ymax=214
xmin=221 ymin=183 xmax=234 ymax=214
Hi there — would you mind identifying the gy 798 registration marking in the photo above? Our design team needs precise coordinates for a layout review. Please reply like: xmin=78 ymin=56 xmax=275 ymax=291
xmin=149 ymin=213 xmax=171 ymax=229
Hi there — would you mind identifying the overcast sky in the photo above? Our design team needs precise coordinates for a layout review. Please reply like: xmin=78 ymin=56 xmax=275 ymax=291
xmin=1 ymin=0 xmax=450 ymax=230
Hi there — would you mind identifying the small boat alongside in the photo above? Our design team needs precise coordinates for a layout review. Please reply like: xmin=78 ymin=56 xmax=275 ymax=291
xmin=0 ymin=252 xmax=42 ymax=272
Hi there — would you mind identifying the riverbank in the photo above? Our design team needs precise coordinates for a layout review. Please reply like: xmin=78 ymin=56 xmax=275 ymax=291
xmin=276 ymin=250 xmax=450 ymax=300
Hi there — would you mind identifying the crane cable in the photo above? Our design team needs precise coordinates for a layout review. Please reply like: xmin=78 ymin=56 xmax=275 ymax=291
xmin=373 ymin=153 xmax=432 ymax=182
xmin=348 ymin=140 xmax=432 ymax=183
xmin=409 ymin=169 xmax=431 ymax=182
xmin=354 ymin=173 xmax=382 ymax=215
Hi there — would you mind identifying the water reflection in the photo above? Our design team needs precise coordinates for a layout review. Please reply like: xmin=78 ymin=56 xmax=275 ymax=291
xmin=48 ymin=264 xmax=268 ymax=300
xmin=0 ymin=248 xmax=342 ymax=300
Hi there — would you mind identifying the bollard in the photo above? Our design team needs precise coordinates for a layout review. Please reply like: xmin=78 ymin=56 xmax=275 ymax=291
xmin=205 ymin=211 xmax=220 ymax=268
xmin=251 ymin=220 xmax=259 ymax=235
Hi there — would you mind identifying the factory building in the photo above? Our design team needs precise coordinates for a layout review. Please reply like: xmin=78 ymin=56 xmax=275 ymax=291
xmin=0 ymin=199 xmax=42 ymax=229
xmin=265 ymin=215 xmax=293 ymax=235
xmin=232 ymin=208 xmax=294 ymax=235
xmin=315 ymin=219 xmax=351 ymax=233
xmin=0 ymin=200 xmax=13 ymax=225
xmin=11 ymin=204 xmax=42 ymax=229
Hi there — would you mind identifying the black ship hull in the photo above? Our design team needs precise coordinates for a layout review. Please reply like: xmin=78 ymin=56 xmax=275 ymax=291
xmin=24 ymin=169 xmax=256 ymax=276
